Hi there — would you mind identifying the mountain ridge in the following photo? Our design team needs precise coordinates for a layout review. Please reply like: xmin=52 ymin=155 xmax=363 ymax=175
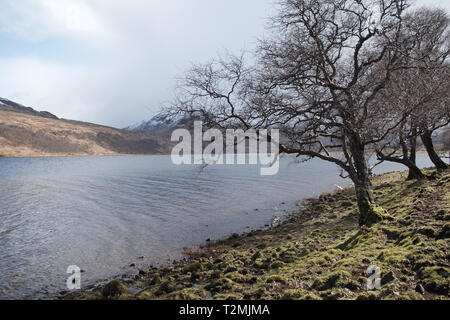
xmin=0 ymin=97 xmax=59 ymax=120
xmin=0 ymin=98 xmax=170 ymax=158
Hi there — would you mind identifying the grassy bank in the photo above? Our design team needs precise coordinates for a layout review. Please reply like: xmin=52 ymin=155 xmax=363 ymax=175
xmin=67 ymin=169 xmax=449 ymax=300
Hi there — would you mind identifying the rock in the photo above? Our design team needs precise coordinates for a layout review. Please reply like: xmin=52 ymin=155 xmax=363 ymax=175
xmin=381 ymin=271 xmax=398 ymax=285
xmin=138 ymin=269 xmax=147 ymax=276
xmin=183 ymin=262 xmax=203 ymax=274
xmin=157 ymin=281 xmax=176 ymax=295
xmin=190 ymin=272 xmax=201 ymax=282
xmin=101 ymin=280 xmax=129 ymax=298
xmin=150 ymin=275 xmax=161 ymax=285
xmin=130 ymin=263 xmax=136 ymax=267
xmin=415 ymin=227 xmax=435 ymax=238
xmin=415 ymin=284 xmax=425 ymax=295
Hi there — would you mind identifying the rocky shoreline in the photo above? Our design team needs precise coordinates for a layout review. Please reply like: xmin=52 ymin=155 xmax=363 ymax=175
xmin=63 ymin=169 xmax=450 ymax=300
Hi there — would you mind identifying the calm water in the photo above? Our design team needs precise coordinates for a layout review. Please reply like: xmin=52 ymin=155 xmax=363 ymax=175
xmin=0 ymin=154 xmax=434 ymax=299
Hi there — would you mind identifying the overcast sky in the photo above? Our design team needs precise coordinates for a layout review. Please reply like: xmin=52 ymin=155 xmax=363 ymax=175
xmin=0 ymin=0 xmax=449 ymax=128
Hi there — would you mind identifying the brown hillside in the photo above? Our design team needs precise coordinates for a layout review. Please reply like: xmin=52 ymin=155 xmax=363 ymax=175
xmin=0 ymin=109 xmax=169 ymax=158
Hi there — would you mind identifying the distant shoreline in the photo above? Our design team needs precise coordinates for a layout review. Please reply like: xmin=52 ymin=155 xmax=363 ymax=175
xmin=0 ymin=153 xmax=162 ymax=159
xmin=2 ymin=150 xmax=447 ymax=159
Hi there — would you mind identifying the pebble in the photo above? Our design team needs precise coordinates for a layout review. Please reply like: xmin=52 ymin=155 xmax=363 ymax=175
xmin=138 ymin=269 xmax=147 ymax=276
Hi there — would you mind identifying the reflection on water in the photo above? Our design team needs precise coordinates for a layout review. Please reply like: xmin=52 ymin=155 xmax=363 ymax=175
xmin=0 ymin=154 xmax=434 ymax=299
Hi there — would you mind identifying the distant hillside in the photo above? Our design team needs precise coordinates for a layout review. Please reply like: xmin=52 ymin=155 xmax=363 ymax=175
xmin=125 ymin=114 xmax=449 ymax=152
xmin=0 ymin=98 xmax=170 ymax=158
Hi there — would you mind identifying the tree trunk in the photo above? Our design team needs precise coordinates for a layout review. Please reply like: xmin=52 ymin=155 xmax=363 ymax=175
xmin=406 ymin=164 xmax=426 ymax=180
xmin=407 ymin=135 xmax=418 ymax=180
xmin=377 ymin=152 xmax=426 ymax=180
xmin=421 ymin=131 xmax=448 ymax=170
xmin=354 ymin=179 xmax=376 ymax=226
xmin=350 ymin=136 xmax=383 ymax=226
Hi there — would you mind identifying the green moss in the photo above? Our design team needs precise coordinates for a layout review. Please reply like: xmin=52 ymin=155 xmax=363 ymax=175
xmin=251 ymin=251 xmax=262 ymax=261
xmin=156 ymin=281 xmax=176 ymax=295
xmin=136 ymin=290 xmax=154 ymax=300
xmin=165 ymin=288 xmax=206 ymax=300
xmin=282 ymin=289 xmax=320 ymax=300
xmin=206 ymin=278 xmax=234 ymax=292
xmin=101 ymin=280 xmax=129 ymax=299
xmin=214 ymin=292 xmax=244 ymax=300
xmin=270 ymin=261 xmax=286 ymax=269
xmin=225 ymin=271 xmax=248 ymax=284
xmin=81 ymin=292 xmax=103 ymax=300
xmin=266 ymin=275 xmax=287 ymax=284
xmin=365 ymin=204 xmax=393 ymax=226
xmin=183 ymin=262 xmax=203 ymax=274
xmin=418 ymin=266 xmax=450 ymax=295
xmin=381 ymin=227 xmax=402 ymax=240
xmin=356 ymin=292 xmax=379 ymax=300
xmin=243 ymin=287 xmax=265 ymax=299
xmin=395 ymin=291 xmax=424 ymax=300
xmin=312 ymin=270 xmax=352 ymax=291
xmin=333 ymin=258 xmax=357 ymax=268
xmin=257 ymin=243 xmax=268 ymax=249
xmin=341 ymin=200 xmax=354 ymax=208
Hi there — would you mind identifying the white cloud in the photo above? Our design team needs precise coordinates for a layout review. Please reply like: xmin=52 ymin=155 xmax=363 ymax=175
xmin=0 ymin=0 xmax=447 ymax=128
xmin=0 ymin=58 xmax=109 ymax=119
xmin=40 ymin=0 xmax=105 ymax=35
xmin=0 ymin=0 xmax=276 ymax=127
xmin=0 ymin=0 xmax=106 ymax=42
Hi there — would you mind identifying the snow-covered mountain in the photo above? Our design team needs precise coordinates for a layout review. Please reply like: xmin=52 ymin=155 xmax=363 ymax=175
xmin=124 ymin=114 xmax=175 ymax=133
xmin=124 ymin=114 xmax=200 ymax=141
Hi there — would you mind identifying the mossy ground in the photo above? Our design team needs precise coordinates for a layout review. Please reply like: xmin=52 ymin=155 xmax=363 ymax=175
xmin=67 ymin=169 xmax=450 ymax=300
